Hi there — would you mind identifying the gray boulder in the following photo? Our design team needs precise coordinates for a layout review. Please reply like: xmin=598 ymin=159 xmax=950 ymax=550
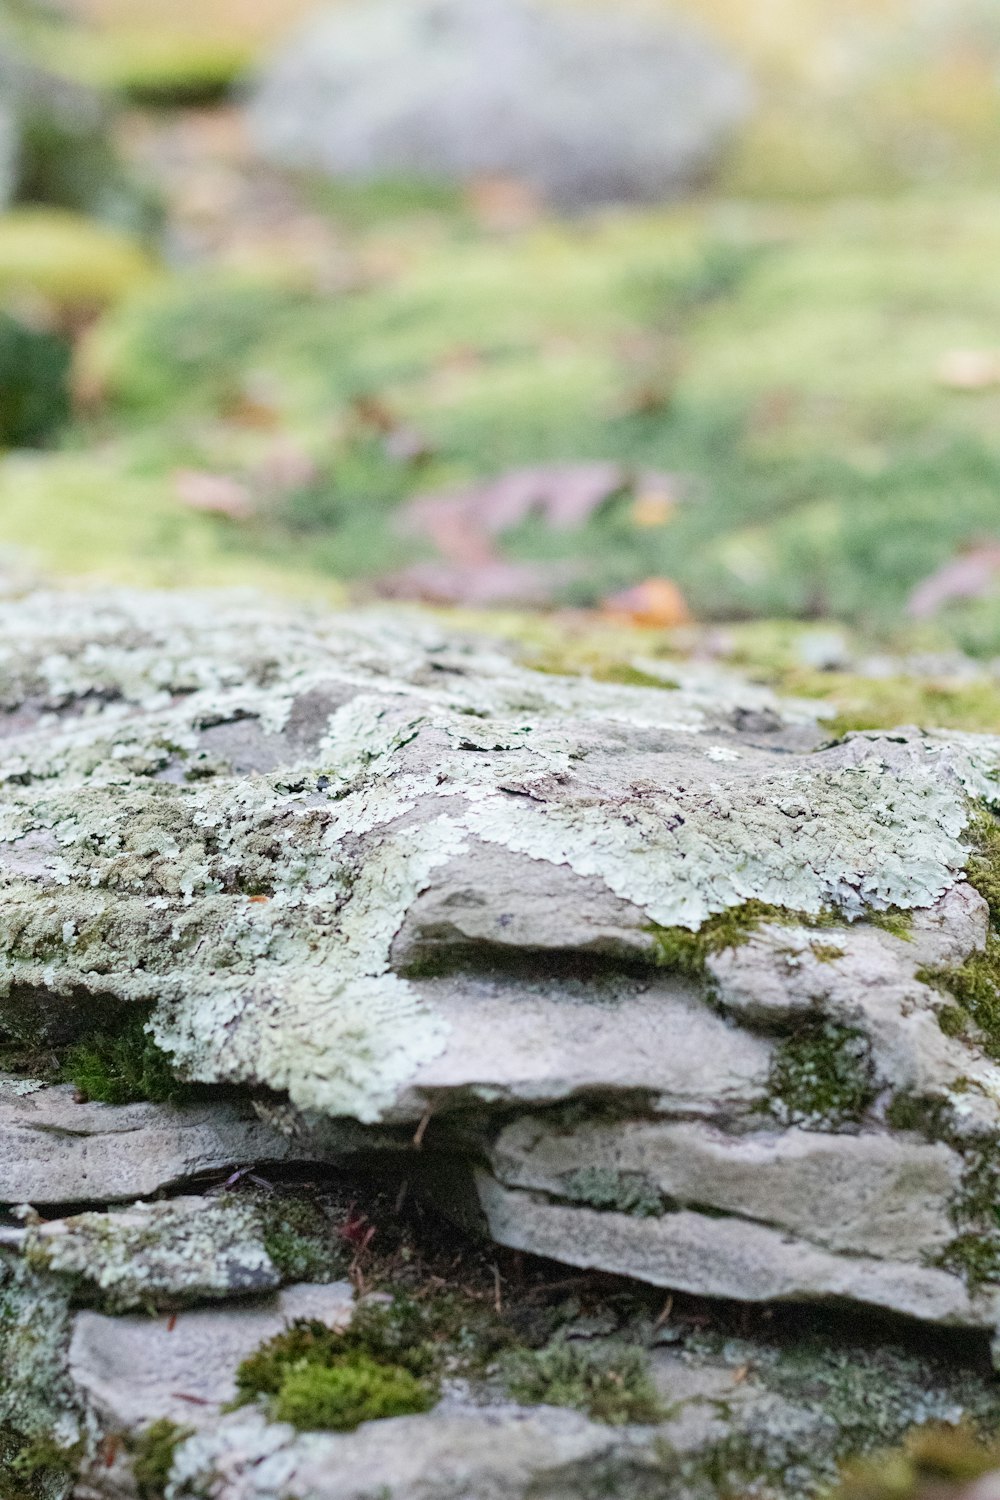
xmin=247 ymin=0 xmax=753 ymax=209
xmin=7 ymin=587 xmax=1000 ymax=1496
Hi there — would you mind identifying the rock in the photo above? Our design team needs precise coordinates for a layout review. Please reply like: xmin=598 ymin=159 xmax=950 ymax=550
xmin=7 ymin=586 xmax=1000 ymax=1497
xmin=0 ymin=1082 xmax=335 ymax=1207
xmin=69 ymin=1281 xmax=355 ymax=1432
xmin=247 ymin=0 xmax=753 ymax=210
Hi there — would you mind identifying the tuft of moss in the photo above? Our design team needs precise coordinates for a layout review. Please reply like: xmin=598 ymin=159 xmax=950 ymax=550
xmin=501 ymin=1337 xmax=663 ymax=1426
xmin=965 ymin=812 xmax=1000 ymax=925
xmin=61 ymin=1010 xmax=185 ymax=1106
xmin=869 ymin=909 xmax=913 ymax=942
xmin=768 ymin=1022 xmax=875 ymax=1129
xmin=884 ymin=1093 xmax=957 ymax=1142
xmin=650 ymin=901 xmax=792 ymax=978
xmin=935 ymin=1234 xmax=1000 ymax=1290
xmin=831 ymin=1421 xmax=1000 ymax=1500
xmin=130 ymin=1419 xmax=193 ymax=1500
xmin=920 ymin=936 xmax=1000 ymax=1062
xmin=811 ymin=943 xmax=846 ymax=964
xmin=233 ymin=1319 xmax=342 ymax=1404
xmin=272 ymin=1353 xmax=434 ymax=1433
xmin=258 ymin=1196 xmax=345 ymax=1286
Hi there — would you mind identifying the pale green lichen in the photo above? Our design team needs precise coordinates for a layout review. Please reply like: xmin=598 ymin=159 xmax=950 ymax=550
xmin=0 ymin=590 xmax=993 ymax=1129
xmin=22 ymin=1196 xmax=281 ymax=1314
xmin=0 ymin=1253 xmax=91 ymax=1497
xmin=556 ymin=1167 xmax=668 ymax=1218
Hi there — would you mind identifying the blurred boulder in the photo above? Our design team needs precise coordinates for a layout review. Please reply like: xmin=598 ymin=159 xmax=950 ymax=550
xmin=248 ymin=0 xmax=753 ymax=210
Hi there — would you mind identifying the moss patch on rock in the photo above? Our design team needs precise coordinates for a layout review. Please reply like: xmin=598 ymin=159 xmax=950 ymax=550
xmin=500 ymin=1336 xmax=663 ymax=1426
xmin=767 ymin=1022 xmax=876 ymax=1130
xmin=129 ymin=1420 xmax=193 ymax=1500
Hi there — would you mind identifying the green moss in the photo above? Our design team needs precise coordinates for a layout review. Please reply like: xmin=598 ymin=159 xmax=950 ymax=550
xmin=129 ymin=1420 xmax=193 ymax=1500
xmin=7 ymin=1438 xmax=81 ymax=1484
xmin=919 ymin=936 xmax=1000 ymax=1062
xmin=767 ymin=1022 xmax=875 ymax=1129
xmin=258 ymin=1197 xmax=345 ymax=1286
xmin=966 ymin=813 xmax=1000 ymax=925
xmin=811 ymin=943 xmax=846 ymax=964
xmin=501 ymin=1337 xmax=663 ymax=1426
xmin=234 ymin=1292 xmax=511 ymax=1417
xmin=558 ymin=1167 xmax=668 ymax=1219
xmin=831 ymin=1422 xmax=1000 ymax=1500
xmin=272 ymin=1354 xmax=433 ymax=1433
xmin=60 ymin=1011 xmax=185 ymax=1106
xmin=935 ymin=1233 xmax=1000 ymax=1290
xmin=650 ymin=901 xmax=792 ymax=978
xmin=868 ymin=909 xmax=914 ymax=942
xmin=884 ymin=1093 xmax=957 ymax=1142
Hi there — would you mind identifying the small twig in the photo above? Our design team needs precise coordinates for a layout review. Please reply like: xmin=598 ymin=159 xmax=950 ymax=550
xmin=394 ymin=1179 xmax=409 ymax=1216
xmin=412 ymin=1106 xmax=433 ymax=1149
xmin=492 ymin=1264 xmax=503 ymax=1315
xmin=653 ymin=1294 xmax=674 ymax=1331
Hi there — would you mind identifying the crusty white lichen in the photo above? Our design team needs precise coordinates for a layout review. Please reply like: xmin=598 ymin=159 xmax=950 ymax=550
xmin=0 ymin=1250 xmax=93 ymax=1467
xmin=23 ymin=1195 xmax=281 ymax=1314
xmin=0 ymin=588 xmax=995 ymax=1125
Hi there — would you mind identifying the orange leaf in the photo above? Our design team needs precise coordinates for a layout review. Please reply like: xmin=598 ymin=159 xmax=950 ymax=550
xmin=601 ymin=578 xmax=692 ymax=629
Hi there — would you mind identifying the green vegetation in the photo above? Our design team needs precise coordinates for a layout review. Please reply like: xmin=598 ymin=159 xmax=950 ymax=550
xmin=0 ymin=315 xmax=69 ymax=448
xmin=233 ymin=1309 xmax=441 ymax=1432
xmin=60 ymin=1010 xmax=185 ymax=1106
xmin=500 ymin=1337 xmax=663 ymax=1426
xmin=259 ymin=1197 xmax=345 ymax=1286
xmin=915 ymin=813 xmax=1000 ymax=1061
xmin=768 ymin=1022 xmax=875 ymax=1129
xmin=868 ymin=909 xmax=913 ymax=942
xmin=130 ymin=1420 xmax=193 ymax=1500
xmin=830 ymin=1422 xmax=1000 ymax=1500
xmin=650 ymin=901 xmax=792 ymax=977
xmin=272 ymin=1355 xmax=434 ymax=1433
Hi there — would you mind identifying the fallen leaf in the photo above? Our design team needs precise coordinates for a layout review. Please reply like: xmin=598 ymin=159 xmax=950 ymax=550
xmin=375 ymin=559 xmax=573 ymax=608
xmin=466 ymin=175 xmax=544 ymax=233
xmin=402 ymin=464 xmax=631 ymax=566
xmin=173 ymin=469 xmax=254 ymax=520
xmin=631 ymin=485 xmax=678 ymax=529
xmin=907 ymin=544 xmax=1000 ymax=619
xmin=384 ymin=425 xmax=434 ymax=466
xmin=602 ymin=578 xmax=692 ymax=628
xmin=251 ymin=438 xmax=320 ymax=495
xmin=938 ymin=350 xmax=1000 ymax=391
xmin=351 ymin=393 xmax=399 ymax=433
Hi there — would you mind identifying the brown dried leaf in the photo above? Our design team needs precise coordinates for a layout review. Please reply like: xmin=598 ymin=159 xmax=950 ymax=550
xmin=172 ymin=469 xmax=254 ymax=520
xmin=602 ymin=577 xmax=692 ymax=628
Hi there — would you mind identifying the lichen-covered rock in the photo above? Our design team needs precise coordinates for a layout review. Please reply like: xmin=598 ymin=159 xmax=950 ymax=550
xmin=6 ymin=585 xmax=1000 ymax=1360
xmin=247 ymin=0 xmax=752 ymax=210
xmin=15 ymin=1196 xmax=283 ymax=1313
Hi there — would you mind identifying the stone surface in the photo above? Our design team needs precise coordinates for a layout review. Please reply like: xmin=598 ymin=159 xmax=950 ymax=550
xmin=6 ymin=586 xmax=1000 ymax=1497
xmin=0 ymin=1081 xmax=330 ymax=1207
xmin=70 ymin=1281 xmax=354 ymax=1432
xmin=247 ymin=0 xmax=753 ymax=210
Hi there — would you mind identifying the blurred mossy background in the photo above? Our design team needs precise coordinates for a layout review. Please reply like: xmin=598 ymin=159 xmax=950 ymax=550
xmin=2 ymin=0 xmax=1000 ymax=696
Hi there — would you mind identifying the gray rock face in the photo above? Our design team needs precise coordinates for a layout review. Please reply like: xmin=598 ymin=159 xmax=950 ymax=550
xmin=0 ymin=1081 xmax=333 ymax=1206
xmin=6 ymin=587 xmax=1000 ymax=1497
xmin=248 ymin=0 xmax=753 ymax=209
